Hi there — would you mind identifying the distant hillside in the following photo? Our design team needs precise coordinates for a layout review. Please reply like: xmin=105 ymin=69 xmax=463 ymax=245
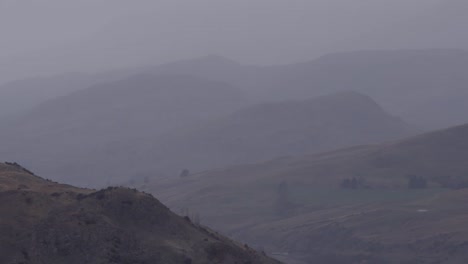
xmin=0 ymin=73 xmax=100 ymax=118
xmin=0 ymin=90 xmax=415 ymax=186
xmin=148 ymin=122 xmax=468 ymax=263
xmin=0 ymin=74 xmax=245 ymax=186
xmin=3 ymin=49 xmax=468 ymax=129
xmin=147 ymin=50 xmax=468 ymax=129
xmin=156 ymin=122 xmax=468 ymax=200
xmin=0 ymin=162 xmax=279 ymax=264
xmin=0 ymin=67 xmax=144 ymax=118
xmin=129 ymin=91 xmax=416 ymax=177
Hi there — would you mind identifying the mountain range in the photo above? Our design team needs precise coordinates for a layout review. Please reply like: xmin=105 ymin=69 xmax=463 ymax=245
xmin=149 ymin=50 xmax=468 ymax=129
xmin=125 ymin=91 xmax=415 ymax=178
xmin=0 ymin=74 xmax=245 ymax=186
xmin=3 ymin=49 xmax=468 ymax=129
xmin=0 ymin=88 xmax=415 ymax=186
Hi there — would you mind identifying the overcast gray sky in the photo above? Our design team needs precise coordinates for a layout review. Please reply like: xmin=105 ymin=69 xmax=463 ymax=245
xmin=0 ymin=0 xmax=462 ymax=81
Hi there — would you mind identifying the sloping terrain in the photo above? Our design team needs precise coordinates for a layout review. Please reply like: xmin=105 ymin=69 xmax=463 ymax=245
xmin=127 ymin=91 xmax=415 ymax=177
xmin=0 ymin=89 xmax=415 ymax=186
xmin=237 ymin=190 xmax=468 ymax=264
xmin=3 ymin=49 xmax=468 ymax=129
xmin=1 ymin=49 xmax=468 ymax=186
xmin=0 ymin=67 xmax=142 ymax=118
xmin=0 ymin=162 xmax=279 ymax=264
xmin=150 ymin=50 xmax=468 ymax=129
xmin=0 ymin=73 xmax=97 ymax=118
xmin=148 ymin=123 xmax=468 ymax=263
xmin=0 ymin=74 xmax=245 ymax=186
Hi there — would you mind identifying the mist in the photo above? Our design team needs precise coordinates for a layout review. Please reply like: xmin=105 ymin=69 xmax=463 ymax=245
xmin=1 ymin=1 xmax=468 ymax=263
xmin=0 ymin=0 xmax=449 ymax=82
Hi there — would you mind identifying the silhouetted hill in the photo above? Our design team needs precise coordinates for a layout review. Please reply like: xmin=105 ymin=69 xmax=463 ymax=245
xmin=172 ymin=122 xmax=468 ymax=190
xmin=256 ymin=49 xmax=468 ymax=129
xmin=4 ymin=49 xmax=468 ymax=129
xmin=149 ymin=122 xmax=468 ymax=263
xmin=0 ymin=73 xmax=100 ymax=118
xmin=0 ymin=74 xmax=245 ymax=186
xmin=0 ymin=162 xmax=279 ymax=264
xmin=144 ymin=50 xmax=468 ymax=129
xmin=132 ymin=91 xmax=416 ymax=176
xmin=0 ymin=90 xmax=415 ymax=186
xmin=0 ymin=68 xmax=142 ymax=118
xmin=0 ymin=55 xmax=250 ymax=119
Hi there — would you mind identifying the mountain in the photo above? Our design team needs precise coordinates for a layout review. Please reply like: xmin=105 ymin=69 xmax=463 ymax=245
xmin=147 ymin=123 xmax=468 ymax=263
xmin=126 ymin=91 xmax=416 ymax=177
xmin=268 ymin=49 xmax=468 ymax=129
xmin=0 ymin=74 xmax=245 ymax=186
xmin=0 ymin=73 xmax=99 ymax=118
xmin=2 ymin=49 xmax=466 ymax=185
xmin=0 ymin=90 xmax=415 ymax=187
xmin=0 ymin=162 xmax=279 ymax=264
xmin=0 ymin=55 xmax=253 ymax=119
xmin=4 ymin=49 xmax=468 ymax=129
xmin=0 ymin=67 xmax=144 ymax=118
xmin=142 ymin=50 xmax=468 ymax=129
xmin=0 ymin=0 xmax=457 ymax=81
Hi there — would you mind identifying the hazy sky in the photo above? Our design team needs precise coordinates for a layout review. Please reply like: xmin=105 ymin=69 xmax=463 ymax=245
xmin=0 ymin=0 xmax=440 ymax=56
xmin=0 ymin=0 xmax=459 ymax=81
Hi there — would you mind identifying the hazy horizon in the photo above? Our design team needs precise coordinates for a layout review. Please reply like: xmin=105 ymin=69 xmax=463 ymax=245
xmin=2 ymin=1 xmax=468 ymax=263
xmin=0 ymin=0 xmax=460 ymax=82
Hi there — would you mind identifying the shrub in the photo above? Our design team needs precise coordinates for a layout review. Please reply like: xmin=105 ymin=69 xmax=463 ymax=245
xmin=180 ymin=169 xmax=190 ymax=178
xmin=408 ymin=175 xmax=427 ymax=189
xmin=340 ymin=177 xmax=366 ymax=189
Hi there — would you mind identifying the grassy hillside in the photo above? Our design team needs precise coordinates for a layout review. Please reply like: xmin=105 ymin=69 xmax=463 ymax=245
xmin=0 ymin=162 xmax=279 ymax=264
xmin=147 ymin=123 xmax=468 ymax=263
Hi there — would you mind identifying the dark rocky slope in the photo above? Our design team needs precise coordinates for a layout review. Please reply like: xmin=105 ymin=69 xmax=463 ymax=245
xmin=0 ymin=162 xmax=279 ymax=264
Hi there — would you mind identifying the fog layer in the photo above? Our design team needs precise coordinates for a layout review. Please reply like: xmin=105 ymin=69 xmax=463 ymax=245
xmin=0 ymin=0 xmax=456 ymax=82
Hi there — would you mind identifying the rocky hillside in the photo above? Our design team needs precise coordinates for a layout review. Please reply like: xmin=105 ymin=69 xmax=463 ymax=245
xmin=0 ymin=162 xmax=279 ymax=264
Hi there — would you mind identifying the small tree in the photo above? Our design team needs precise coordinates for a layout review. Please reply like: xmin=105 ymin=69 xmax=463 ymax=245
xmin=143 ymin=176 xmax=150 ymax=184
xmin=274 ymin=181 xmax=293 ymax=217
xmin=340 ymin=177 xmax=366 ymax=189
xmin=408 ymin=175 xmax=427 ymax=189
xmin=179 ymin=169 xmax=190 ymax=178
